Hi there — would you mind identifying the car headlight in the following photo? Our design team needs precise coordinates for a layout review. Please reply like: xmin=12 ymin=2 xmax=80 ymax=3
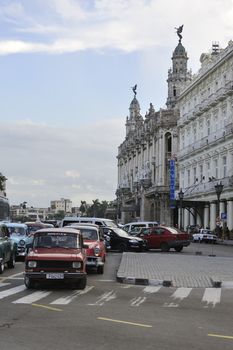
xmin=19 ymin=240 xmax=26 ymax=246
xmin=28 ymin=261 xmax=37 ymax=268
xmin=129 ymin=239 xmax=138 ymax=243
xmin=94 ymin=246 xmax=101 ymax=256
xmin=72 ymin=261 xmax=81 ymax=268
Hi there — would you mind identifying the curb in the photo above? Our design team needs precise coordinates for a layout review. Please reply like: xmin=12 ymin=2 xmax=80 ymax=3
xmin=116 ymin=275 xmax=172 ymax=287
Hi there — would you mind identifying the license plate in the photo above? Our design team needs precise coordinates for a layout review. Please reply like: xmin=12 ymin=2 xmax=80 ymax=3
xmin=46 ymin=273 xmax=64 ymax=279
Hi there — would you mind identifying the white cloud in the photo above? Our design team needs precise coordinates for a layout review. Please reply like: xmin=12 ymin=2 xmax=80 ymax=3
xmin=0 ymin=0 xmax=232 ymax=56
xmin=0 ymin=119 xmax=125 ymax=207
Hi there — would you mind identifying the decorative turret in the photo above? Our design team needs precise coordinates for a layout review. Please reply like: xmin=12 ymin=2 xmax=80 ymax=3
xmin=126 ymin=84 xmax=143 ymax=135
xmin=166 ymin=25 xmax=192 ymax=109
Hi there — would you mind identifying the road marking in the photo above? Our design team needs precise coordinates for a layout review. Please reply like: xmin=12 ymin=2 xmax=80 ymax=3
xmin=208 ymin=333 xmax=233 ymax=340
xmin=0 ymin=272 xmax=24 ymax=283
xmin=88 ymin=290 xmax=116 ymax=306
xmin=143 ymin=286 xmax=161 ymax=293
xmin=0 ymin=282 xmax=11 ymax=288
xmin=202 ymin=288 xmax=221 ymax=308
xmin=171 ymin=287 xmax=192 ymax=300
xmin=50 ymin=286 xmax=94 ymax=305
xmin=31 ymin=303 xmax=62 ymax=312
xmin=130 ymin=296 xmax=146 ymax=307
xmin=13 ymin=290 xmax=52 ymax=304
xmin=0 ymin=285 xmax=26 ymax=300
xmin=98 ymin=317 xmax=152 ymax=328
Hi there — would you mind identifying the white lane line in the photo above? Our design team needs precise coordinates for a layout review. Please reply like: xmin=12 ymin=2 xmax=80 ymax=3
xmin=13 ymin=291 xmax=52 ymax=304
xmin=130 ymin=296 xmax=146 ymax=307
xmin=88 ymin=290 xmax=116 ymax=306
xmin=202 ymin=288 xmax=221 ymax=308
xmin=0 ymin=283 xmax=11 ymax=288
xmin=50 ymin=286 xmax=94 ymax=305
xmin=0 ymin=285 xmax=26 ymax=300
xmin=171 ymin=288 xmax=192 ymax=300
xmin=143 ymin=286 xmax=161 ymax=294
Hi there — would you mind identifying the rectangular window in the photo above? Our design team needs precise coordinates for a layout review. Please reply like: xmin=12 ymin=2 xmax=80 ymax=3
xmin=199 ymin=164 xmax=203 ymax=181
xmin=193 ymin=167 xmax=197 ymax=183
xmin=223 ymin=156 xmax=227 ymax=178
xmin=214 ymin=159 xmax=218 ymax=179
xmin=187 ymin=169 xmax=190 ymax=187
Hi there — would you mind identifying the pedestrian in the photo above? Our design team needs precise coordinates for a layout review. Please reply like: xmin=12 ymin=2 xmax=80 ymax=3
xmin=225 ymin=226 xmax=230 ymax=240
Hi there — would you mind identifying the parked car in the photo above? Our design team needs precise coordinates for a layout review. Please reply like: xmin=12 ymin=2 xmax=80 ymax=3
xmin=123 ymin=221 xmax=159 ymax=234
xmin=137 ymin=226 xmax=190 ymax=252
xmin=68 ymin=223 xmax=106 ymax=274
xmin=5 ymin=222 xmax=30 ymax=259
xmin=192 ymin=229 xmax=217 ymax=243
xmin=0 ymin=223 xmax=17 ymax=273
xmin=102 ymin=227 xmax=147 ymax=252
xmin=60 ymin=217 xmax=118 ymax=228
xmin=24 ymin=227 xmax=87 ymax=289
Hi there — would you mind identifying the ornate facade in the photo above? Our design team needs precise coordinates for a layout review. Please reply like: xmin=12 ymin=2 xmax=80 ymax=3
xmin=177 ymin=40 xmax=233 ymax=231
xmin=116 ymin=36 xmax=191 ymax=225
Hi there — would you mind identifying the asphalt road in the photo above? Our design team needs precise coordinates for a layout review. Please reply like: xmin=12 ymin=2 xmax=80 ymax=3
xmin=0 ymin=248 xmax=233 ymax=350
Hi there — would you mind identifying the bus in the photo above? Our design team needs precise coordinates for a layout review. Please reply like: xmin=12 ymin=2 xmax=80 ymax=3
xmin=0 ymin=195 xmax=10 ymax=221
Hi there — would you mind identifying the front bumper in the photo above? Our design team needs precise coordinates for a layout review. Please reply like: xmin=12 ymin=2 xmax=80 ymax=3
xmin=24 ymin=271 xmax=86 ymax=282
xmin=86 ymin=256 xmax=104 ymax=268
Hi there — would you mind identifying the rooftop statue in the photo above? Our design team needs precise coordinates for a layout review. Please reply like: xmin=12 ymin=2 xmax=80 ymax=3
xmin=175 ymin=25 xmax=183 ymax=42
xmin=132 ymin=84 xmax=137 ymax=97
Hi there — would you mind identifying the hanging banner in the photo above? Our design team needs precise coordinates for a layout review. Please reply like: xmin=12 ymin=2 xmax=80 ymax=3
xmin=170 ymin=159 xmax=175 ymax=208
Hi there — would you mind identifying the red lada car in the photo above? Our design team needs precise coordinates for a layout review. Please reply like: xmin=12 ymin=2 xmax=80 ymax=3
xmin=69 ymin=224 xmax=106 ymax=274
xmin=138 ymin=226 xmax=190 ymax=252
xmin=24 ymin=228 xmax=87 ymax=289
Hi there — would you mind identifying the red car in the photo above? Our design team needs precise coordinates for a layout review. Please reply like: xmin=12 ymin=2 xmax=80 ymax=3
xmin=69 ymin=224 xmax=106 ymax=274
xmin=24 ymin=228 xmax=87 ymax=289
xmin=138 ymin=226 xmax=190 ymax=252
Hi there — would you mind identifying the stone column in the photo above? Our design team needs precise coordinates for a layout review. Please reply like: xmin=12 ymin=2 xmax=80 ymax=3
xmin=183 ymin=209 xmax=190 ymax=231
xmin=210 ymin=202 xmax=216 ymax=231
xmin=227 ymin=200 xmax=233 ymax=230
xmin=204 ymin=205 xmax=210 ymax=229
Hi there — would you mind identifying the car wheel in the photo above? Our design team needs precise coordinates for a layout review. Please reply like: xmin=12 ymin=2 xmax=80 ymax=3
xmin=0 ymin=260 xmax=5 ymax=274
xmin=97 ymin=265 xmax=104 ymax=274
xmin=77 ymin=276 xmax=87 ymax=290
xmin=118 ymin=243 xmax=127 ymax=252
xmin=24 ymin=276 xmax=35 ymax=289
xmin=160 ymin=242 xmax=170 ymax=252
xmin=174 ymin=246 xmax=183 ymax=252
xmin=7 ymin=253 xmax=16 ymax=269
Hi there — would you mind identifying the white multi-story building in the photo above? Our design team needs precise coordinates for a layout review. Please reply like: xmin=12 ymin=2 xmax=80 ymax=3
xmin=177 ymin=41 xmax=233 ymax=231
xmin=50 ymin=198 xmax=72 ymax=214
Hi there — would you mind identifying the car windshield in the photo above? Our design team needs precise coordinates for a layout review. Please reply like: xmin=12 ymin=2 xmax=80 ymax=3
xmin=79 ymin=229 xmax=98 ymax=240
xmin=34 ymin=233 xmax=79 ymax=249
xmin=111 ymin=228 xmax=131 ymax=238
xmin=8 ymin=227 xmax=26 ymax=236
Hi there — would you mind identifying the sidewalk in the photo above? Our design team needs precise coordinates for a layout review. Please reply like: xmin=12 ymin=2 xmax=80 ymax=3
xmin=116 ymin=242 xmax=233 ymax=288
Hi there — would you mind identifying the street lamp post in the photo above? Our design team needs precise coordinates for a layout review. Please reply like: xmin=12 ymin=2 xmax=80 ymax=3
xmin=215 ymin=182 xmax=223 ymax=237
xmin=178 ymin=189 xmax=184 ymax=230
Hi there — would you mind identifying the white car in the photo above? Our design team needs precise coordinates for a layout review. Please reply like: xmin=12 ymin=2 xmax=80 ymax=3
xmin=192 ymin=229 xmax=217 ymax=243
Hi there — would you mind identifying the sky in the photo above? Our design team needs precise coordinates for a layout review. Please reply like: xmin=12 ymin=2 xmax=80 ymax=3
xmin=0 ymin=0 xmax=233 ymax=208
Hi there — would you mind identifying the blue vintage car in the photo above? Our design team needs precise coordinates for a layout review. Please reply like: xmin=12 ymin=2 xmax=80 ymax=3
xmin=0 ymin=223 xmax=17 ymax=273
xmin=5 ymin=223 xmax=30 ymax=259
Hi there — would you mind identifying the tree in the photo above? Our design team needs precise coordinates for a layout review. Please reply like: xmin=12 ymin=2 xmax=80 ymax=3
xmin=79 ymin=201 xmax=87 ymax=216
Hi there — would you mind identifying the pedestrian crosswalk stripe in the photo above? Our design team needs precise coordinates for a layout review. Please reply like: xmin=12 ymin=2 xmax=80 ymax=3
xmin=171 ymin=287 xmax=192 ymax=300
xmin=0 ymin=285 xmax=26 ymax=299
xmin=50 ymin=286 xmax=94 ymax=305
xmin=0 ymin=282 xmax=11 ymax=288
xmin=202 ymin=288 xmax=221 ymax=307
xmin=88 ymin=290 xmax=116 ymax=306
xmin=143 ymin=286 xmax=161 ymax=293
xmin=13 ymin=290 xmax=52 ymax=304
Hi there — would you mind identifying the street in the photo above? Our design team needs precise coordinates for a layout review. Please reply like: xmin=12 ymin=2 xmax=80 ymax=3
xmin=0 ymin=245 xmax=233 ymax=350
